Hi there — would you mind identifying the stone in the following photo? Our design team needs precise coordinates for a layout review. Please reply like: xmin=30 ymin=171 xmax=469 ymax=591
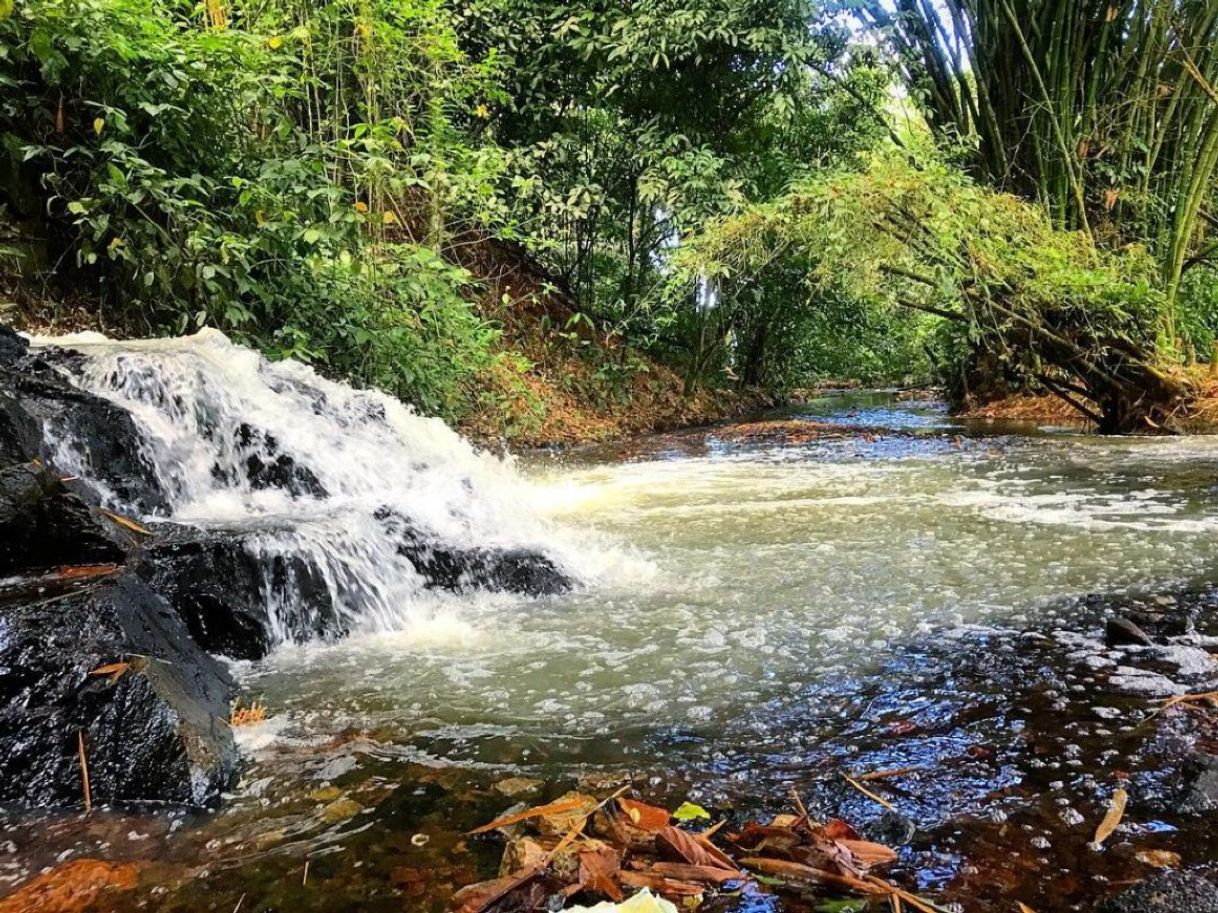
xmin=375 ymin=507 xmax=570 ymax=597
xmin=1096 ymin=870 xmax=1218 ymax=913
xmin=0 ymin=464 xmax=126 ymax=573
xmin=1106 ymin=616 xmax=1152 ymax=647
xmin=132 ymin=528 xmax=343 ymax=660
xmin=0 ymin=572 xmax=238 ymax=807
xmin=0 ymin=349 xmax=169 ymax=515
xmin=320 ymin=797 xmax=363 ymax=824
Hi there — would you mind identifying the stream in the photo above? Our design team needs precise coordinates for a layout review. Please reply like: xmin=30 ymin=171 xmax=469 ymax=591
xmin=5 ymin=388 xmax=1218 ymax=912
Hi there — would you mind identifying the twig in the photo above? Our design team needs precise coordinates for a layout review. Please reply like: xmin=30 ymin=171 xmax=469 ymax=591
xmin=77 ymin=731 xmax=92 ymax=812
xmin=844 ymin=775 xmax=896 ymax=811
xmin=233 ymin=894 xmax=245 ymax=913
xmin=302 ymin=860 xmax=309 ymax=886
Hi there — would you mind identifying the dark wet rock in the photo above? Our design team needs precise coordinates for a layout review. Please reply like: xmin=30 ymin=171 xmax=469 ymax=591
xmin=0 ymin=464 xmax=126 ymax=573
xmin=133 ymin=528 xmax=342 ymax=660
xmin=1106 ymin=616 xmax=1153 ymax=647
xmin=0 ymin=341 xmax=168 ymax=514
xmin=0 ymin=572 xmax=237 ymax=807
xmin=375 ymin=508 xmax=570 ymax=597
xmin=863 ymin=810 xmax=917 ymax=846
xmin=1171 ymin=751 xmax=1218 ymax=815
xmin=224 ymin=423 xmax=326 ymax=498
xmin=1096 ymin=870 xmax=1218 ymax=913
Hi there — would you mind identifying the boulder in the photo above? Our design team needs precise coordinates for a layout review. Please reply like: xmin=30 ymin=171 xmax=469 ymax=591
xmin=1105 ymin=616 xmax=1153 ymax=647
xmin=0 ymin=335 xmax=168 ymax=515
xmin=133 ymin=528 xmax=343 ymax=660
xmin=1096 ymin=870 xmax=1218 ymax=913
xmin=0 ymin=572 xmax=238 ymax=807
xmin=0 ymin=464 xmax=128 ymax=574
xmin=375 ymin=507 xmax=570 ymax=597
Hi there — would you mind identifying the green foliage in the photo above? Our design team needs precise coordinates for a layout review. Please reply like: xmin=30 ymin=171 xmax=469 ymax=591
xmin=679 ymin=151 xmax=1181 ymax=426
xmin=0 ymin=0 xmax=509 ymax=418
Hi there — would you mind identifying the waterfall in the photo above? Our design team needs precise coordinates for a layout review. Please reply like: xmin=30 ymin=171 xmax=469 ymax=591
xmin=25 ymin=329 xmax=573 ymax=644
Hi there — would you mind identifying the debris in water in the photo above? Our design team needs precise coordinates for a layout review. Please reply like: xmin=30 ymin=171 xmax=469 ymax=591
xmin=453 ymin=789 xmax=906 ymax=913
xmin=1092 ymin=788 xmax=1127 ymax=846
xmin=229 ymin=699 xmax=267 ymax=727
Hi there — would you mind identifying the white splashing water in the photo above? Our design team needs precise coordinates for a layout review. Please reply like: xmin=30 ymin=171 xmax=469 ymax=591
xmin=27 ymin=328 xmax=589 ymax=641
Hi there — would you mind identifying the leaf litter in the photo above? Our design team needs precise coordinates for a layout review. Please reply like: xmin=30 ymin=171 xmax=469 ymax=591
xmin=450 ymin=789 xmax=952 ymax=913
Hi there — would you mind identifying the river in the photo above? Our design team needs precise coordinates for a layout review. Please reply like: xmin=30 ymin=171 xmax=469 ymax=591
xmin=5 ymin=390 xmax=1218 ymax=912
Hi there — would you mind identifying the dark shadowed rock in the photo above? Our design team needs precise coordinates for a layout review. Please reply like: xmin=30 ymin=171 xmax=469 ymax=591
xmin=374 ymin=507 xmax=570 ymax=597
xmin=1106 ymin=616 xmax=1153 ymax=647
xmin=0 ymin=464 xmax=128 ymax=573
xmin=0 ymin=344 xmax=168 ymax=515
xmin=1171 ymin=751 xmax=1218 ymax=815
xmin=133 ymin=529 xmax=343 ymax=660
xmin=0 ymin=572 xmax=237 ymax=807
xmin=1097 ymin=870 xmax=1218 ymax=913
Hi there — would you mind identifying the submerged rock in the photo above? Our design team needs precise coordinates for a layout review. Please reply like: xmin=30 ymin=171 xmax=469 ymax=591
xmin=0 ymin=572 xmax=237 ymax=807
xmin=1097 ymin=870 xmax=1218 ymax=913
xmin=376 ymin=507 xmax=570 ymax=597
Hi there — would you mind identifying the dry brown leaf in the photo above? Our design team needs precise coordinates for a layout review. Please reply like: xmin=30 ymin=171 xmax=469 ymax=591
xmin=578 ymin=845 xmax=623 ymax=901
xmin=617 ymin=798 xmax=670 ymax=832
xmin=1093 ymin=788 xmax=1128 ymax=846
xmin=450 ymin=867 xmax=541 ymax=913
xmin=618 ymin=870 xmax=705 ymax=898
xmin=1016 ymin=904 xmax=1037 ymax=913
xmin=57 ymin=564 xmax=120 ymax=581
xmin=89 ymin=662 xmax=130 ymax=682
xmin=1134 ymin=848 xmax=1180 ymax=869
xmin=468 ymin=797 xmax=588 ymax=835
xmin=741 ymin=857 xmax=885 ymax=895
xmin=837 ymin=838 xmax=899 ymax=868
xmin=644 ymin=862 xmax=740 ymax=884
xmin=656 ymin=826 xmax=736 ymax=872
xmin=0 ymin=859 xmax=141 ymax=913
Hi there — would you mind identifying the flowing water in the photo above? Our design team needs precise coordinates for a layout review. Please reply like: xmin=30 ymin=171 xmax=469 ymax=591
xmin=7 ymin=338 xmax=1218 ymax=912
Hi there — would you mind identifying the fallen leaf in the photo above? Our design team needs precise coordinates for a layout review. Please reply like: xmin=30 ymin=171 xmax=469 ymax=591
xmin=618 ymin=871 xmax=705 ymax=898
xmin=578 ymin=844 xmax=623 ymax=901
xmin=643 ymin=862 xmax=740 ymax=884
xmin=450 ymin=867 xmax=541 ymax=913
xmin=672 ymin=801 xmax=711 ymax=822
xmin=0 ymin=860 xmax=141 ymax=913
xmin=740 ymin=857 xmax=884 ymax=895
xmin=88 ymin=661 xmax=130 ymax=682
xmin=468 ymin=796 xmax=589 ymax=835
xmin=837 ymin=839 xmax=898 ymax=868
xmin=1093 ymin=788 xmax=1127 ymax=846
xmin=656 ymin=826 xmax=736 ymax=872
xmin=57 ymin=564 xmax=119 ymax=580
xmin=618 ymin=798 xmax=671 ymax=831
xmin=1134 ymin=848 xmax=1180 ymax=868
xmin=100 ymin=510 xmax=151 ymax=535
xmin=1016 ymin=903 xmax=1038 ymax=913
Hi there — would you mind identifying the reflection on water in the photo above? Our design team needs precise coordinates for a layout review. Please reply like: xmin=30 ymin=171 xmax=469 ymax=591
xmin=6 ymin=393 xmax=1218 ymax=912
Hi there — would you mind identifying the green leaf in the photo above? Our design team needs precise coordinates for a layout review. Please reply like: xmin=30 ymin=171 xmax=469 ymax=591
xmin=303 ymin=228 xmax=321 ymax=245
xmin=672 ymin=801 xmax=710 ymax=822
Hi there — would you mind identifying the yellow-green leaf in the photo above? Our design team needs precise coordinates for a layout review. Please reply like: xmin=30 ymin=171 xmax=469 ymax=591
xmin=93 ymin=118 xmax=105 ymax=137
xmin=672 ymin=801 xmax=710 ymax=822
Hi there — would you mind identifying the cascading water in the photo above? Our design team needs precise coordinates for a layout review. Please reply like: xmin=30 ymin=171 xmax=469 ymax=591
xmin=25 ymin=328 xmax=577 ymax=646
